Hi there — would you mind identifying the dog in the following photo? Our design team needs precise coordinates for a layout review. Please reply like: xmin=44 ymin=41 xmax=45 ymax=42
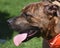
xmin=7 ymin=1 xmax=60 ymax=48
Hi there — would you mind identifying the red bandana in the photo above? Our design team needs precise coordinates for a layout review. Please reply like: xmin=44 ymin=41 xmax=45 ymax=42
xmin=48 ymin=34 xmax=60 ymax=48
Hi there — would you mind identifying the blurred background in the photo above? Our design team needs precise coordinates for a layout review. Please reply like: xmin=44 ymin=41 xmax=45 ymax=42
xmin=0 ymin=0 xmax=43 ymax=48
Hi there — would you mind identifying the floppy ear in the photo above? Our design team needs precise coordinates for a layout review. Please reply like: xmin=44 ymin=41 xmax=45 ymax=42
xmin=52 ymin=1 xmax=60 ymax=17
xmin=44 ymin=5 xmax=55 ymax=16
xmin=44 ymin=4 xmax=60 ymax=17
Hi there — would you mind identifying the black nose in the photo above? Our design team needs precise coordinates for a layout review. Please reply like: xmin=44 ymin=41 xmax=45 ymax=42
xmin=7 ymin=18 xmax=13 ymax=24
xmin=7 ymin=19 xmax=11 ymax=23
xmin=7 ymin=16 xmax=17 ymax=24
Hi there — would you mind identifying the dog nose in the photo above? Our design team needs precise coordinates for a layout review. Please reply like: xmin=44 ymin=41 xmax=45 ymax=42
xmin=7 ymin=19 xmax=13 ymax=24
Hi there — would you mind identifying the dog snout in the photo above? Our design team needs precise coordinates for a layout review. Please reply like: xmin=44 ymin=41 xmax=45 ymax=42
xmin=7 ymin=19 xmax=12 ymax=24
xmin=7 ymin=17 xmax=14 ymax=24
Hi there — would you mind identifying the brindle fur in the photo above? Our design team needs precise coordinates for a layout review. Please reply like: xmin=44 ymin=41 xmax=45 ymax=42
xmin=8 ymin=2 xmax=60 ymax=40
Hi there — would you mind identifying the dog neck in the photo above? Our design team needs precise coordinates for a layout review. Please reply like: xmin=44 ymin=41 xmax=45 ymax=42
xmin=45 ymin=17 xmax=58 ymax=40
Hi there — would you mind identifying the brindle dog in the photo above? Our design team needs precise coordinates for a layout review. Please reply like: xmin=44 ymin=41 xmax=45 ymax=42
xmin=7 ymin=1 xmax=60 ymax=48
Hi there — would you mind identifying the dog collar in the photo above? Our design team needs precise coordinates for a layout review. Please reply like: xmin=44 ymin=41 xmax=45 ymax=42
xmin=48 ymin=34 xmax=60 ymax=48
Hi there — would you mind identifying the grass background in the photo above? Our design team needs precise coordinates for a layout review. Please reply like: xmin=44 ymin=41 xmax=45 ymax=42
xmin=0 ymin=0 xmax=43 ymax=48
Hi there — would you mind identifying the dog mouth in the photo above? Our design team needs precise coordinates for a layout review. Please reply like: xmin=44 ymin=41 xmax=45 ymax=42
xmin=19 ymin=27 xmax=41 ymax=41
xmin=27 ymin=30 xmax=38 ymax=37
xmin=13 ymin=27 xmax=40 ymax=46
xmin=20 ymin=26 xmax=40 ymax=38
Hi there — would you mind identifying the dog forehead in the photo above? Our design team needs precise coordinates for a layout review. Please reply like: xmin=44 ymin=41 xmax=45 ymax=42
xmin=13 ymin=2 xmax=53 ymax=27
xmin=22 ymin=2 xmax=51 ymax=14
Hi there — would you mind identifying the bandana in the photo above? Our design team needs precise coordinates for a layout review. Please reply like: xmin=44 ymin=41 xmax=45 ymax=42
xmin=48 ymin=34 xmax=60 ymax=48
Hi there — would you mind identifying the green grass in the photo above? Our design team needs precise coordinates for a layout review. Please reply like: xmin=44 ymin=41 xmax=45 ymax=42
xmin=0 ymin=0 xmax=43 ymax=48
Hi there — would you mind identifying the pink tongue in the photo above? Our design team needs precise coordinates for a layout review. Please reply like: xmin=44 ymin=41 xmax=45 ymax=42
xmin=13 ymin=33 xmax=27 ymax=46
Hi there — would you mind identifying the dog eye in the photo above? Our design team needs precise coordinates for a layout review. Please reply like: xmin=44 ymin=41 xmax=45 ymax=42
xmin=23 ymin=12 xmax=32 ymax=17
xmin=22 ymin=13 xmax=33 ymax=22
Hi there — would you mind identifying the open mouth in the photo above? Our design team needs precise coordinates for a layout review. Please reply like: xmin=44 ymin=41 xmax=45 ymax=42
xmin=21 ymin=27 xmax=40 ymax=36
xmin=13 ymin=27 xmax=40 ymax=46
xmin=27 ymin=30 xmax=38 ymax=37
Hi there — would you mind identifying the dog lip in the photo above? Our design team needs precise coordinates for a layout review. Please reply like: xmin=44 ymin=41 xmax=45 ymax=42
xmin=28 ymin=30 xmax=38 ymax=37
xmin=19 ymin=29 xmax=37 ymax=41
xmin=20 ymin=29 xmax=36 ymax=35
xmin=20 ymin=27 xmax=40 ymax=38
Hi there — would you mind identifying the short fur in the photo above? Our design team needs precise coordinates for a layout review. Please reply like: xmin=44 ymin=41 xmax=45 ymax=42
xmin=8 ymin=2 xmax=60 ymax=40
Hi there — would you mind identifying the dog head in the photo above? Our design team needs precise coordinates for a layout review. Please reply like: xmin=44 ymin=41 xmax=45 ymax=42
xmin=7 ymin=2 xmax=60 ymax=46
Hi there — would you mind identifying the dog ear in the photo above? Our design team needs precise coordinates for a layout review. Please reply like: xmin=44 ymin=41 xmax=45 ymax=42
xmin=44 ymin=5 xmax=54 ymax=16
xmin=44 ymin=4 xmax=60 ymax=17
xmin=52 ymin=1 xmax=60 ymax=17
